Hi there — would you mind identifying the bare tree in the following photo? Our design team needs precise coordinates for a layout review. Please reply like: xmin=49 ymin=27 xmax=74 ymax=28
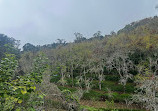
xmin=132 ymin=55 xmax=158 ymax=111
xmin=106 ymin=51 xmax=133 ymax=92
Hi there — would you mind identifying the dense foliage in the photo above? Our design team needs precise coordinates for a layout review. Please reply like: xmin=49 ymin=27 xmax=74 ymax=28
xmin=0 ymin=54 xmax=48 ymax=111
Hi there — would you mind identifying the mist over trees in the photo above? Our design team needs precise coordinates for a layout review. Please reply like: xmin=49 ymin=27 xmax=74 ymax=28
xmin=0 ymin=16 xmax=158 ymax=111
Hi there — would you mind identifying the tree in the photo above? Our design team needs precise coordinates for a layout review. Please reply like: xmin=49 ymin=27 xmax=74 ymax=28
xmin=0 ymin=34 xmax=20 ymax=59
xmin=74 ymin=32 xmax=86 ymax=43
xmin=106 ymin=51 xmax=133 ymax=92
xmin=93 ymin=31 xmax=104 ymax=40
xmin=132 ymin=55 xmax=158 ymax=111
xmin=23 ymin=43 xmax=37 ymax=52
xmin=110 ymin=31 xmax=116 ymax=36
xmin=56 ymin=39 xmax=66 ymax=44
xmin=19 ymin=51 xmax=36 ymax=73
xmin=90 ymin=40 xmax=105 ymax=90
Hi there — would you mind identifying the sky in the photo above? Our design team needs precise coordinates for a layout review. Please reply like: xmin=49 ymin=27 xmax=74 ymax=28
xmin=0 ymin=0 xmax=157 ymax=47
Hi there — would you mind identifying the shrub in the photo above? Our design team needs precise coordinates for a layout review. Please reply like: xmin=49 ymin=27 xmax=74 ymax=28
xmin=66 ymin=78 xmax=78 ymax=87
xmin=58 ymin=86 xmax=77 ymax=92
xmin=81 ymin=106 xmax=145 ymax=111
xmin=104 ymin=92 xmax=131 ymax=102
xmin=50 ymin=74 xmax=60 ymax=83
xmin=82 ymin=90 xmax=102 ymax=101
xmin=99 ymin=108 xmax=145 ymax=111
xmin=44 ymin=99 xmax=63 ymax=109
xmin=101 ymin=81 xmax=134 ymax=93
xmin=125 ymin=84 xmax=135 ymax=93
xmin=104 ymin=75 xmax=120 ymax=81
xmin=0 ymin=54 xmax=48 ymax=111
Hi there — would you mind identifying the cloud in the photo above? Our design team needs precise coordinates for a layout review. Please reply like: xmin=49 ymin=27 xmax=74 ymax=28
xmin=0 ymin=0 xmax=3 ymax=4
xmin=0 ymin=0 xmax=157 ymax=47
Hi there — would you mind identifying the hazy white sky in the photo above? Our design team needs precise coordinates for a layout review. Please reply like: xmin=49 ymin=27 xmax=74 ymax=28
xmin=0 ymin=0 xmax=157 ymax=46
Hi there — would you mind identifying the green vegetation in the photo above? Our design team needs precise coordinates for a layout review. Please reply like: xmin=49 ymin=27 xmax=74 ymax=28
xmin=1 ymin=16 xmax=158 ymax=110
xmin=0 ymin=54 xmax=48 ymax=111
xmin=0 ymin=34 xmax=20 ymax=60
xmin=80 ymin=105 xmax=145 ymax=111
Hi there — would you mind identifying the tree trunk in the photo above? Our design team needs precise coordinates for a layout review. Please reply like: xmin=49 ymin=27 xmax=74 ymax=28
xmin=99 ymin=81 xmax=101 ymax=90
xmin=84 ymin=67 xmax=86 ymax=81
xmin=71 ymin=65 xmax=74 ymax=87
xmin=61 ymin=71 xmax=64 ymax=86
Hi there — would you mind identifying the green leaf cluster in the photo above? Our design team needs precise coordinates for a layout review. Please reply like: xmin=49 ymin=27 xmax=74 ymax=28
xmin=0 ymin=54 xmax=48 ymax=111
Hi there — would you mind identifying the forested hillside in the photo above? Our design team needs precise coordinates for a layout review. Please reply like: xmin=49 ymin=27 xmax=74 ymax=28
xmin=0 ymin=34 xmax=20 ymax=59
xmin=0 ymin=16 xmax=158 ymax=111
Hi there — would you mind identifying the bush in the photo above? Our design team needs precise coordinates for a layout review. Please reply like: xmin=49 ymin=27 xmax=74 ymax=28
xmin=81 ymin=106 xmax=145 ymax=111
xmin=82 ymin=90 xmax=102 ymax=101
xmin=104 ymin=92 xmax=131 ymax=102
xmin=125 ymin=84 xmax=135 ymax=93
xmin=80 ymin=105 xmax=98 ymax=111
xmin=99 ymin=108 xmax=145 ymax=111
xmin=66 ymin=78 xmax=78 ymax=87
xmin=104 ymin=75 xmax=120 ymax=81
xmin=0 ymin=54 xmax=48 ymax=111
xmin=101 ymin=81 xmax=134 ymax=93
xmin=44 ymin=99 xmax=63 ymax=109
xmin=100 ymin=81 xmax=124 ymax=92
xmin=58 ymin=86 xmax=77 ymax=92
xmin=50 ymin=74 xmax=60 ymax=83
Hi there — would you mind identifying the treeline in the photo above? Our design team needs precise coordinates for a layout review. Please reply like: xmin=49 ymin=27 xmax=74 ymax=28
xmin=22 ymin=31 xmax=105 ymax=52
